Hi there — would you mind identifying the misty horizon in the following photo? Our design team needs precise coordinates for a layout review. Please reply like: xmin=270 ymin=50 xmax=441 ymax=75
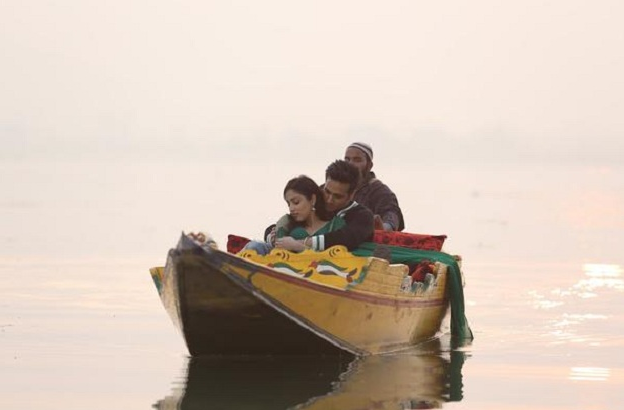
xmin=2 ymin=1 xmax=623 ymax=167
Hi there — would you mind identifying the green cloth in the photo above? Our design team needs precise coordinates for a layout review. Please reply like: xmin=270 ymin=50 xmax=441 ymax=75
xmin=277 ymin=215 xmax=346 ymax=239
xmin=352 ymin=242 xmax=474 ymax=343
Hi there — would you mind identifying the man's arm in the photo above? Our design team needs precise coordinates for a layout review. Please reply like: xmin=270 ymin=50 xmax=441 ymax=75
xmin=263 ymin=214 xmax=291 ymax=244
xmin=310 ymin=205 xmax=374 ymax=251
xmin=370 ymin=181 xmax=404 ymax=231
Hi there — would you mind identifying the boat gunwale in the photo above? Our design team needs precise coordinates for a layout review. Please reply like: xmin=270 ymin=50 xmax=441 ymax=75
xmin=211 ymin=247 xmax=448 ymax=309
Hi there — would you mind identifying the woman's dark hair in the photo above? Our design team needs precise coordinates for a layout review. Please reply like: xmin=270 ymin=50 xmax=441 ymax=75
xmin=325 ymin=160 xmax=360 ymax=193
xmin=283 ymin=175 xmax=332 ymax=221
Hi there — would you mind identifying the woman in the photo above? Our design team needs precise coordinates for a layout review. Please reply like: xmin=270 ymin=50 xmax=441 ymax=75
xmin=243 ymin=175 xmax=344 ymax=255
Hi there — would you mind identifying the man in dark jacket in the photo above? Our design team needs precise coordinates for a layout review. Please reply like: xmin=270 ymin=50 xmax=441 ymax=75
xmin=270 ymin=160 xmax=374 ymax=252
xmin=308 ymin=159 xmax=374 ymax=251
xmin=344 ymin=142 xmax=404 ymax=231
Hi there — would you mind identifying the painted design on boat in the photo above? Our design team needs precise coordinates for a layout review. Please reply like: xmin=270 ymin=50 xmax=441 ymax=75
xmin=238 ymin=246 xmax=370 ymax=289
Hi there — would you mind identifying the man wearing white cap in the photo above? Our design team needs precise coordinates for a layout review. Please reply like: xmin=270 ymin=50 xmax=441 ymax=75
xmin=344 ymin=142 xmax=404 ymax=231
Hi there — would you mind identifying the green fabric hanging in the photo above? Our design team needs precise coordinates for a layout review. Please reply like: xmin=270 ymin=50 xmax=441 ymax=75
xmin=352 ymin=242 xmax=474 ymax=343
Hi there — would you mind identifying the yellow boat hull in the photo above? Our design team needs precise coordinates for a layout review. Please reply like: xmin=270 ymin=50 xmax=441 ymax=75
xmin=150 ymin=234 xmax=453 ymax=356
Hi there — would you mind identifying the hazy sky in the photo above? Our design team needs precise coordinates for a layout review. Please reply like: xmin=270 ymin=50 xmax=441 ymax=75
xmin=2 ymin=1 xmax=623 ymax=163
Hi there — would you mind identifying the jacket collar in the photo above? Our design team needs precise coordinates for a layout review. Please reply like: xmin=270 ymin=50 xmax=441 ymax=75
xmin=336 ymin=200 xmax=359 ymax=217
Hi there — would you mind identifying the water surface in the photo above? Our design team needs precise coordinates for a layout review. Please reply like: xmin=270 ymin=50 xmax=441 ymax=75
xmin=1 ymin=160 xmax=622 ymax=409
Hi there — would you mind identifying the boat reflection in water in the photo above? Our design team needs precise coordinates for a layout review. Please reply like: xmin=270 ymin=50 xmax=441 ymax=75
xmin=153 ymin=354 xmax=353 ymax=410
xmin=154 ymin=339 xmax=468 ymax=410
xmin=297 ymin=342 xmax=467 ymax=410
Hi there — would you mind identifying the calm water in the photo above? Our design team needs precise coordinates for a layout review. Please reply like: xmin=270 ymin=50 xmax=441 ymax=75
xmin=1 ymin=159 xmax=623 ymax=409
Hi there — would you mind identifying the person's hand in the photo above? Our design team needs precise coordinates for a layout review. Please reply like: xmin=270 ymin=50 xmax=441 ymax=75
xmin=275 ymin=236 xmax=305 ymax=252
xmin=267 ymin=227 xmax=277 ymax=246
xmin=373 ymin=215 xmax=384 ymax=230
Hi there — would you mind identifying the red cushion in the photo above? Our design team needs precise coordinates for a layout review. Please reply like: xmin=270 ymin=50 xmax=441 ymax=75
xmin=372 ymin=230 xmax=446 ymax=251
xmin=227 ymin=234 xmax=251 ymax=254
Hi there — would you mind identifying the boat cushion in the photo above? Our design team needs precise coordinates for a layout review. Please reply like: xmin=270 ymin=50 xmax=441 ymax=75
xmin=227 ymin=234 xmax=251 ymax=254
xmin=372 ymin=230 xmax=446 ymax=251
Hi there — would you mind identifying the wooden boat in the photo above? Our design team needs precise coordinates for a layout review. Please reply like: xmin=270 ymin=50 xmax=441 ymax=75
xmin=150 ymin=233 xmax=472 ymax=356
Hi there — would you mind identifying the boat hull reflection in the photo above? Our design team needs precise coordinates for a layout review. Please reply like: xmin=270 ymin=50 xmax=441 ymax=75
xmin=154 ymin=355 xmax=353 ymax=410
xmin=154 ymin=339 xmax=467 ymax=409
xmin=298 ymin=348 xmax=466 ymax=409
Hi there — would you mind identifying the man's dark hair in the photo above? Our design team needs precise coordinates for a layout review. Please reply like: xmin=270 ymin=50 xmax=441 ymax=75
xmin=325 ymin=160 xmax=360 ymax=194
